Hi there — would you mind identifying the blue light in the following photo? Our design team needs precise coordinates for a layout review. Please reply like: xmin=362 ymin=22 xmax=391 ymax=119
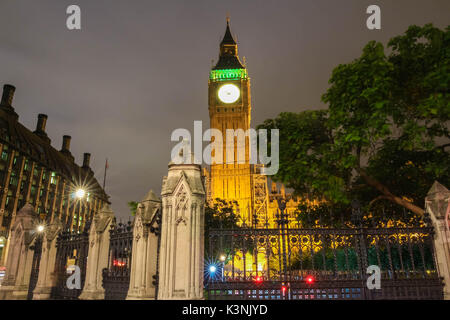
xmin=209 ymin=265 xmax=217 ymax=273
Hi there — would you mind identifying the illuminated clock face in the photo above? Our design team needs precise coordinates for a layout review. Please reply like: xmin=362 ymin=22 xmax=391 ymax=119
xmin=218 ymin=84 xmax=240 ymax=104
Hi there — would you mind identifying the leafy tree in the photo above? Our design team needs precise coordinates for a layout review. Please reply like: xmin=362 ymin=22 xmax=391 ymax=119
xmin=204 ymin=199 xmax=240 ymax=258
xmin=127 ymin=201 xmax=139 ymax=216
xmin=258 ymin=24 xmax=450 ymax=216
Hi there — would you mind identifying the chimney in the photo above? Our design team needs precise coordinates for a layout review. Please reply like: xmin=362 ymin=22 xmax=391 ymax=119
xmin=60 ymin=135 xmax=74 ymax=162
xmin=35 ymin=114 xmax=48 ymax=132
xmin=62 ymin=135 xmax=71 ymax=152
xmin=0 ymin=84 xmax=18 ymax=120
xmin=82 ymin=153 xmax=91 ymax=168
xmin=34 ymin=114 xmax=51 ymax=144
xmin=1 ymin=84 xmax=15 ymax=107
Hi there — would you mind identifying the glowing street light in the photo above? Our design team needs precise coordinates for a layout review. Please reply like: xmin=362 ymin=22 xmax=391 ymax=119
xmin=75 ymin=188 xmax=86 ymax=199
xmin=219 ymin=254 xmax=226 ymax=262
xmin=209 ymin=265 xmax=217 ymax=274
xmin=37 ymin=225 xmax=45 ymax=233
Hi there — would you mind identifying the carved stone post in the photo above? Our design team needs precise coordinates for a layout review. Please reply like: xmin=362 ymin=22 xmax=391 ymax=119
xmin=0 ymin=204 xmax=40 ymax=300
xmin=32 ymin=218 xmax=63 ymax=300
xmin=0 ymin=230 xmax=8 ymax=267
xmin=425 ymin=181 xmax=450 ymax=300
xmin=126 ymin=190 xmax=161 ymax=300
xmin=79 ymin=204 xmax=115 ymax=300
xmin=158 ymin=159 xmax=205 ymax=300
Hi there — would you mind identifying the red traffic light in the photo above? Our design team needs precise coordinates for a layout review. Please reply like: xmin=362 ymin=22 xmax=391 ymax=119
xmin=305 ymin=275 xmax=315 ymax=284
xmin=281 ymin=285 xmax=287 ymax=294
xmin=254 ymin=276 xmax=263 ymax=283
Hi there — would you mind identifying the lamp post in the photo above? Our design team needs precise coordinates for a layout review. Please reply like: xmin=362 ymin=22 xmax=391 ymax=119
xmin=220 ymin=254 xmax=226 ymax=281
xmin=74 ymin=188 xmax=86 ymax=233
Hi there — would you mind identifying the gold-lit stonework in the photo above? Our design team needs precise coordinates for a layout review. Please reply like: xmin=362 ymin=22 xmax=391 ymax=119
xmin=205 ymin=21 xmax=302 ymax=228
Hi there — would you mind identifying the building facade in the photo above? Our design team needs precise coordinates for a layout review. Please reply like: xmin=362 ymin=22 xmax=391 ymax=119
xmin=0 ymin=84 xmax=109 ymax=267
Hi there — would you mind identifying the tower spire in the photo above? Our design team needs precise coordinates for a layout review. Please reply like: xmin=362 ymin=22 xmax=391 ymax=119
xmin=212 ymin=18 xmax=244 ymax=70
xmin=221 ymin=17 xmax=237 ymax=46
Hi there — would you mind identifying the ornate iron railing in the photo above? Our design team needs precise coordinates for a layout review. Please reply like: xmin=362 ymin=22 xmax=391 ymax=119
xmin=51 ymin=226 xmax=89 ymax=300
xmin=205 ymin=203 xmax=444 ymax=300
xmin=102 ymin=220 xmax=133 ymax=300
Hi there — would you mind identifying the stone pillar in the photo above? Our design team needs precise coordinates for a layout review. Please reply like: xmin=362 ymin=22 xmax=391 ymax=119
xmin=425 ymin=181 xmax=450 ymax=300
xmin=158 ymin=159 xmax=205 ymax=300
xmin=0 ymin=204 xmax=40 ymax=300
xmin=126 ymin=190 xmax=161 ymax=300
xmin=32 ymin=218 xmax=63 ymax=300
xmin=79 ymin=204 xmax=115 ymax=300
xmin=0 ymin=231 xmax=8 ymax=267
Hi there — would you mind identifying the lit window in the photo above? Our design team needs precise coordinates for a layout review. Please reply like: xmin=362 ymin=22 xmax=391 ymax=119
xmin=51 ymin=172 xmax=56 ymax=184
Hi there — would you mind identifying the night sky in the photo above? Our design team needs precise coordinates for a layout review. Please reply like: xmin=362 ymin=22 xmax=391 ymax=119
xmin=1 ymin=0 xmax=449 ymax=218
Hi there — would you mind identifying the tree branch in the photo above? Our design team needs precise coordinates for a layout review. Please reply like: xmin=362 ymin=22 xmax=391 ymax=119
xmin=357 ymin=168 xmax=425 ymax=215
xmin=434 ymin=143 xmax=450 ymax=150
xmin=368 ymin=195 xmax=393 ymax=208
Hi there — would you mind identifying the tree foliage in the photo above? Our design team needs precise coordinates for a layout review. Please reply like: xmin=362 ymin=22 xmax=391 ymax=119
xmin=127 ymin=201 xmax=139 ymax=216
xmin=204 ymin=199 xmax=240 ymax=257
xmin=258 ymin=24 xmax=450 ymax=217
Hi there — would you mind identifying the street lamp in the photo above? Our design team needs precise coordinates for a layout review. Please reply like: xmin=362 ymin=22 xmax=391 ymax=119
xmin=209 ymin=265 xmax=217 ymax=274
xmin=75 ymin=188 xmax=86 ymax=199
xmin=37 ymin=225 xmax=45 ymax=233
xmin=73 ymin=188 xmax=87 ymax=233
xmin=219 ymin=254 xmax=226 ymax=281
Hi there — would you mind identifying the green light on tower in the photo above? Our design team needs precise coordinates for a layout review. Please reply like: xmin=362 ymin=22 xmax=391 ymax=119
xmin=210 ymin=68 xmax=248 ymax=81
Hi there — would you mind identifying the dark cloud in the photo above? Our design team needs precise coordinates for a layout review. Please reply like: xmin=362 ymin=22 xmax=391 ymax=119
xmin=1 ymin=0 xmax=449 ymax=218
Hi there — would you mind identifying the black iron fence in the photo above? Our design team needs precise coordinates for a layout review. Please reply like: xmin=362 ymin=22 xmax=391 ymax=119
xmin=205 ymin=204 xmax=444 ymax=300
xmin=27 ymin=235 xmax=43 ymax=300
xmin=51 ymin=227 xmax=89 ymax=300
xmin=102 ymin=220 xmax=133 ymax=300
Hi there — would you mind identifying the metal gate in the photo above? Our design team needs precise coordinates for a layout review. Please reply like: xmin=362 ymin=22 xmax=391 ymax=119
xmin=102 ymin=220 xmax=133 ymax=300
xmin=205 ymin=203 xmax=444 ymax=300
xmin=51 ymin=226 xmax=89 ymax=300
xmin=27 ymin=235 xmax=43 ymax=300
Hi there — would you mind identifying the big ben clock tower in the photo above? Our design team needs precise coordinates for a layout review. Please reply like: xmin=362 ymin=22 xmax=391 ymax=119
xmin=208 ymin=19 xmax=267 ymax=224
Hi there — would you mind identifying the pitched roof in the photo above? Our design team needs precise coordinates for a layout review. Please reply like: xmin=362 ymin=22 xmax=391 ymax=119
xmin=212 ymin=20 xmax=245 ymax=71
xmin=213 ymin=55 xmax=245 ymax=70
xmin=427 ymin=181 xmax=449 ymax=197
xmin=141 ymin=189 xmax=161 ymax=202
xmin=221 ymin=21 xmax=237 ymax=45
xmin=161 ymin=170 xmax=205 ymax=196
